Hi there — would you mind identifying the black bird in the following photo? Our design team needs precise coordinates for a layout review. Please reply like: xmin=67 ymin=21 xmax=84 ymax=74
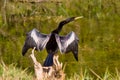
xmin=22 ymin=17 xmax=82 ymax=66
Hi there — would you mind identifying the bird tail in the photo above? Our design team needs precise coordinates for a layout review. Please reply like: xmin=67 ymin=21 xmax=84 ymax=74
xmin=43 ymin=54 xmax=54 ymax=66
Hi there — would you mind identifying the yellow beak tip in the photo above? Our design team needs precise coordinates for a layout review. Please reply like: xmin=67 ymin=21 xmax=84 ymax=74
xmin=75 ymin=16 xmax=83 ymax=20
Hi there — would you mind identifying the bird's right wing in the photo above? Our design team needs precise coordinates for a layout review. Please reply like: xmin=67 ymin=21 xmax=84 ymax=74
xmin=55 ymin=31 xmax=79 ymax=61
xmin=22 ymin=28 xmax=51 ymax=56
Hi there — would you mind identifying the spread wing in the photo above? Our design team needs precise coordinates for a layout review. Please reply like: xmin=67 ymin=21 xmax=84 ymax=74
xmin=22 ymin=28 xmax=51 ymax=56
xmin=55 ymin=31 xmax=79 ymax=61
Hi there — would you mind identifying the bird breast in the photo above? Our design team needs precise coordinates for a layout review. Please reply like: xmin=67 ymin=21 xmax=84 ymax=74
xmin=46 ymin=34 xmax=58 ymax=53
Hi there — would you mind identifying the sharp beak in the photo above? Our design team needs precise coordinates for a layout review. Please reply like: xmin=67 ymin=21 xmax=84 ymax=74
xmin=75 ymin=16 xmax=83 ymax=20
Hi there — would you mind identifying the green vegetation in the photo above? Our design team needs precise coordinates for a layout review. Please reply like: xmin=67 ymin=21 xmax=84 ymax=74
xmin=0 ymin=62 xmax=33 ymax=80
xmin=0 ymin=0 xmax=120 ymax=79
xmin=66 ymin=68 xmax=120 ymax=80
xmin=0 ymin=63 xmax=120 ymax=80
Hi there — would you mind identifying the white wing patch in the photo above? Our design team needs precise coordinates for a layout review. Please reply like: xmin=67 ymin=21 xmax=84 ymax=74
xmin=55 ymin=31 xmax=76 ymax=54
xmin=41 ymin=35 xmax=51 ymax=49
xmin=31 ymin=30 xmax=39 ymax=44
xmin=66 ymin=32 xmax=75 ymax=47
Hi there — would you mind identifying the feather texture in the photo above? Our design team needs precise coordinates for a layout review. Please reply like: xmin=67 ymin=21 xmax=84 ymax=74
xmin=22 ymin=17 xmax=80 ymax=66
xmin=55 ymin=31 xmax=79 ymax=61
xmin=22 ymin=28 xmax=51 ymax=56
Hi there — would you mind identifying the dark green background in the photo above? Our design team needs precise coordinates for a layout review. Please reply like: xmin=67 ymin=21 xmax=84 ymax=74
xmin=0 ymin=0 xmax=120 ymax=76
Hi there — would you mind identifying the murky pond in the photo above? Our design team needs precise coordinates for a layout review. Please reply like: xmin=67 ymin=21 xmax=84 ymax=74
xmin=0 ymin=0 xmax=120 ymax=77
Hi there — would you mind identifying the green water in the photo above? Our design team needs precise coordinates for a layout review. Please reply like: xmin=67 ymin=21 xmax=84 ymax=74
xmin=0 ymin=0 xmax=120 ymax=76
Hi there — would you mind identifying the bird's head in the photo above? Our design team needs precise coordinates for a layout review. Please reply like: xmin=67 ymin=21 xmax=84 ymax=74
xmin=59 ymin=16 xmax=83 ymax=26
xmin=63 ymin=16 xmax=83 ymax=23
xmin=53 ymin=16 xmax=83 ymax=34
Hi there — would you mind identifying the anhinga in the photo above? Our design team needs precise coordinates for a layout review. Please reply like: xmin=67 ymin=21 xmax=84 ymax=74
xmin=22 ymin=16 xmax=82 ymax=66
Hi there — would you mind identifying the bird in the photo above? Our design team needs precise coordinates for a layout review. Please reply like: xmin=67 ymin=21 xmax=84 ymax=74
xmin=22 ymin=16 xmax=82 ymax=66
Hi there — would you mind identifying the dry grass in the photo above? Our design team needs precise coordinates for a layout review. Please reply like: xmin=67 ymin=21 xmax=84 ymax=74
xmin=0 ymin=61 xmax=33 ymax=80
xmin=0 ymin=61 xmax=120 ymax=80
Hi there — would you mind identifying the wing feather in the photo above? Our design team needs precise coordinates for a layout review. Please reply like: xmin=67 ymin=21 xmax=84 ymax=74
xmin=55 ymin=31 xmax=79 ymax=61
xmin=22 ymin=28 xmax=51 ymax=56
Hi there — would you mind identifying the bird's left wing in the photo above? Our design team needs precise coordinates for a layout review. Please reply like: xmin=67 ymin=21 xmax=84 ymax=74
xmin=22 ymin=28 xmax=51 ymax=56
xmin=55 ymin=31 xmax=79 ymax=61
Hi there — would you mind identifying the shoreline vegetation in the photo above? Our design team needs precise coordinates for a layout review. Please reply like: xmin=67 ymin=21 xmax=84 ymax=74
xmin=0 ymin=0 xmax=120 ymax=79
xmin=0 ymin=62 xmax=120 ymax=80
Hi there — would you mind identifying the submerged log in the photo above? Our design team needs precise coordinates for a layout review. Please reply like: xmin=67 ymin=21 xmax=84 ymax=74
xmin=30 ymin=47 xmax=65 ymax=80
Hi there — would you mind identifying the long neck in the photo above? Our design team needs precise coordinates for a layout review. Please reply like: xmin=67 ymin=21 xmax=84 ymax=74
xmin=52 ymin=17 xmax=75 ymax=34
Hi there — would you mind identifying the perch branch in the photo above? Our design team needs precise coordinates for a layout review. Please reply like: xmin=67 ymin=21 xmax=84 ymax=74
xmin=30 ymin=47 xmax=65 ymax=80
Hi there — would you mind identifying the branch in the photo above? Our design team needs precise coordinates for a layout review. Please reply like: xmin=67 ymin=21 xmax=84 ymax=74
xmin=30 ymin=47 xmax=65 ymax=80
xmin=30 ymin=47 xmax=43 ymax=80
